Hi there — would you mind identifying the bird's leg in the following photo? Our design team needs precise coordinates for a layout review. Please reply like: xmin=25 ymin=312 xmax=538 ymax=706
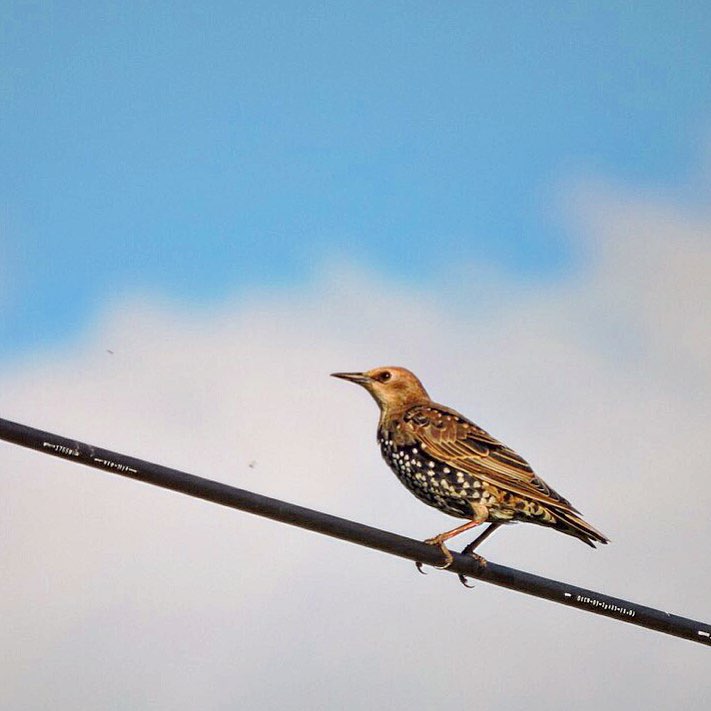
xmin=457 ymin=522 xmax=501 ymax=588
xmin=416 ymin=504 xmax=489 ymax=573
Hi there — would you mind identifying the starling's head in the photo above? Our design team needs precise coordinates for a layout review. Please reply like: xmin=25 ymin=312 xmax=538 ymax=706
xmin=331 ymin=366 xmax=430 ymax=414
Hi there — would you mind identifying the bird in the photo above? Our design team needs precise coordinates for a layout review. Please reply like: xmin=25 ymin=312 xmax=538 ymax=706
xmin=331 ymin=366 xmax=608 ymax=580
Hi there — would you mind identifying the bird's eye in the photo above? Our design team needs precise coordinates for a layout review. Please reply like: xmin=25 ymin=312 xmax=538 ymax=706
xmin=377 ymin=371 xmax=392 ymax=382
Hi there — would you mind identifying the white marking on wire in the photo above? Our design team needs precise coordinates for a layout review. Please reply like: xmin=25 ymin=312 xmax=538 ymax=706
xmin=92 ymin=457 xmax=137 ymax=474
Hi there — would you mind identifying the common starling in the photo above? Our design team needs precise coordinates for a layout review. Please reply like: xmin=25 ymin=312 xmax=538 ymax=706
xmin=332 ymin=366 xmax=608 ymax=575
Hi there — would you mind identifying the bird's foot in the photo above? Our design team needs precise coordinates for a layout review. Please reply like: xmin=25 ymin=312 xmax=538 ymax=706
xmin=415 ymin=536 xmax=454 ymax=574
xmin=458 ymin=552 xmax=487 ymax=588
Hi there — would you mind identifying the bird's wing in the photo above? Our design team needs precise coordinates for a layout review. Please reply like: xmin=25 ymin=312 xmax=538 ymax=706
xmin=403 ymin=403 xmax=579 ymax=513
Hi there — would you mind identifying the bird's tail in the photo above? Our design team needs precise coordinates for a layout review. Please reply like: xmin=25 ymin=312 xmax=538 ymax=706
xmin=554 ymin=509 xmax=610 ymax=548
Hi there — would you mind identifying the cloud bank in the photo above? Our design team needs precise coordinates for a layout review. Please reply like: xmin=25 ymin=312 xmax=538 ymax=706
xmin=1 ymin=188 xmax=710 ymax=710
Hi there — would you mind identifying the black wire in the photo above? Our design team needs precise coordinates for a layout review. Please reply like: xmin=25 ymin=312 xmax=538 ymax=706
xmin=1 ymin=415 xmax=709 ymax=647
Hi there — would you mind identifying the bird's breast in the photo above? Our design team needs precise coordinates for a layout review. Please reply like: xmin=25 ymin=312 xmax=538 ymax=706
xmin=377 ymin=430 xmax=482 ymax=518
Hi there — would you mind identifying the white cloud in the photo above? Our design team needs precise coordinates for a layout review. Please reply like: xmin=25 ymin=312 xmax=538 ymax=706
xmin=1 ymin=189 xmax=710 ymax=710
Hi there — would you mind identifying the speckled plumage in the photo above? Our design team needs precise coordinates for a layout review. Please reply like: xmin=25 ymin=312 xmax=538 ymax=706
xmin=332 ymin=366 xmax=608 ymax=565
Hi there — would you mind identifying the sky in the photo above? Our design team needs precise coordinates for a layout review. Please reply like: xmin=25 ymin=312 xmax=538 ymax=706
xmin=1 ymin=2 xmax=711 ymax=710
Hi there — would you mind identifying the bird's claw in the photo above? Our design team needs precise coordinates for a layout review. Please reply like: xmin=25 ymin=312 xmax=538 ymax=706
xmin=415 ymin=537 xmax=454 ymax=572
xmin=416 ymin=539 xmax=486 ymax=581
xmin=414 ymin=538 xmax=454 ymax=575
xmin=458 ymin=551 xmax=487 ymax=589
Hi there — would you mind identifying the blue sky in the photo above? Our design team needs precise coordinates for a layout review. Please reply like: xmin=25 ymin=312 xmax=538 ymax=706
xmin=2 ymin=1 xmax=710 ymax=359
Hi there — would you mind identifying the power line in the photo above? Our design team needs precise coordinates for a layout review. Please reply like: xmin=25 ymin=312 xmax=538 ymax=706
xmin=1 ymin=415 xmax=709 ymax=647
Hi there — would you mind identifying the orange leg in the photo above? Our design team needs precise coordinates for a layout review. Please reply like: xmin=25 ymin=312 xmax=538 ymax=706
xmin=418 ymin=503 xmax=489 ymax=570
xmin=457 ymin=522 xmax=501 ymax=587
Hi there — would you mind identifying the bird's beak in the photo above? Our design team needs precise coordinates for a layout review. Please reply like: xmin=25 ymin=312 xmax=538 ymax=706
xmin=330 ymin=371 xmax=372 ymax=384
